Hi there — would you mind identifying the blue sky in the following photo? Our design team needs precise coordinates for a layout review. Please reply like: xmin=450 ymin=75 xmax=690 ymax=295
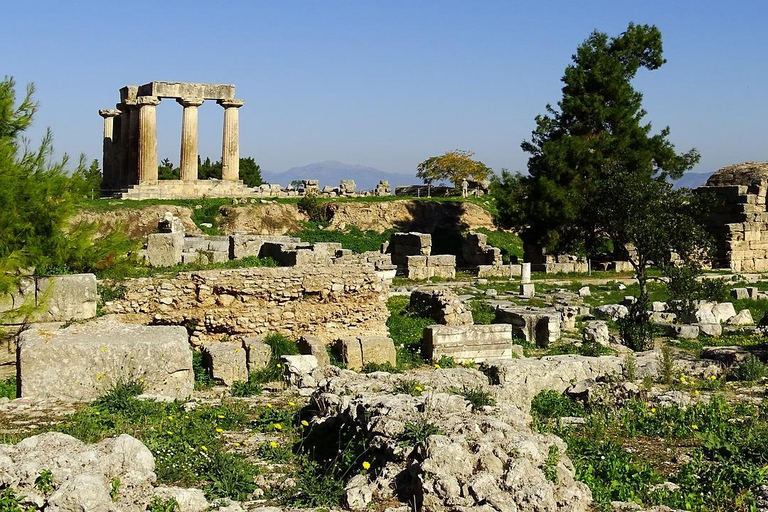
xmin=2 ymin=1 xmax=766 ymax=177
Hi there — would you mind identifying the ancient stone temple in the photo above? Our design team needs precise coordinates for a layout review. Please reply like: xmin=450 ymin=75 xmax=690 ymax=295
xmin=99 ymin=81 xmax=254 ymax=199
xmin=699 ymin=162 xmax=768 ymax=272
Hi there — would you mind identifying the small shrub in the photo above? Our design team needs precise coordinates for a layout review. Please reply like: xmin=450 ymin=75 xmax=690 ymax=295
xmin=297 ymin=193 xmax=328 ymax=222
xmin=286 ymin=456 xmax=346 ymax=507
xmin=230 ymin=374 xmax=263 ymax=397
xmin=450 ymin=386 xmax=496 ymax=410
xmin=192 ymin=350 xmax=213 ymax=390
xmin=530 ymin=390 xmax=584 ymax=424
xmin=543 ymin=445 xmax=560 ymax=483
xmin=732 ymin=355 xmax=768 ymax=382
xmin=0 ymin=488 xmax=34 ymax=512
xmin=469 ymin=300 xmax=496 ymax=325
xmin=252 ymin=405 xmax=296 ymax=433
xmin=0 ymin=376 xmax=17 ymax=400
xmin=34 ymin=469 xmax=54 ymax=494
xmin=361 ymin=361 xmax=397 ymax=373
xmin=435 ymin=355 xmax=458 ymax=368
xmin=659 ymin=346 xmax=676 ymax=385
xmin=618 ymin=296 xmax=654 ymax=351
xmin=393 ymin=379 xmax=424 ymax=396
xmin=94 ymin=379 xmax=145 ymax=414
xmin=257 ymin=441 xmax=293 ymax=463
xmin=386 ymin=296 xmax=430 ymax=369
xmin=247 ymin=333 xmax=299 ymax=384
xmin=624 ymin=353 xmax=637 ymax=381
xmin=110 ymin=477 xmax=120 ymax=501
xmin=398 ymin=420 xmax=443 ymax=447
xmin=148 ymin=496 xmax=179 ymax=512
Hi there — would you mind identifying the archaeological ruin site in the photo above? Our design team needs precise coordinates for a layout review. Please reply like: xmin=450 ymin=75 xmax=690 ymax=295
xmin=3 ymin=34 xmax=768 ymax=512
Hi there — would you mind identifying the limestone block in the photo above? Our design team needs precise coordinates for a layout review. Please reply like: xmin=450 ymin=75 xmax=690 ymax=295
xmin=582 ymin=321 xmax=609 ymax=346
xmin=204 ymin=250 xmax=229 ymax=263
xmin=698 ymin=322 xmax=722 ymax=337
xmin=339 ymin=337 xmax=364 ymax=370
xmin=747 ymin=287 xmax=759 ymax=299
xmin=651 ymin=301 xmax=667 ymax=312
xmin=649 ymin=312 xmax=676 ymax=324
xmin=243 ymin=337 xmax=271 ymax=370
xmin=147 ymin=233 xmax=183 ymax=267
xmin=207 ymin=237 xmax=230 ymax=253
xmin=360 ymin=336 xmax=396 ymax=367
xmin=428 ymin=255 xmax=456 ymax=266
xmin=203 ymin=342 xmax=248 ymax=386
xmin=408 ymin=266 xmax=432 ymax=280
xmin=430 ymin=264 xmax=456 ymax=279
xmin=667 ymin=324 xmax=700 ymax=339
xmin=281 ymin=355 xmax=318 ymax=387
xmin=298 ymin=335 xmax=331 ymax=366
xmin=578 ymin=286 xmax=591 ymax=297
xmin=731 ymin=288 xmax=750 ymax=300
xmin=594 ymin=304 xmax=629 ymax=321
xmin=181 ymin=251 xmax=208 ymax=265
xmin=18 ymin=317 xmax=192 ymax=401
xmin=34 ymin=274 xmax=98 ymax=322
xmin=407 ymin=255 xmax=428 ymax=268
xmin=0 ymin=276 xmax=36 ymax=318
xmin=727 ymin=309 xmax=754 ymax=326
xmin=423 ymin=324 xmax=516 ymax=362
xmin=712 ymin=303 xmax=737 ymax=324
xmin=520 ymin=283 xmax=535 ymax=298
xmin=230 ymin=234 xmax=264 ymax=259
xmin=183 ymin=237 xmax=209 ymax=251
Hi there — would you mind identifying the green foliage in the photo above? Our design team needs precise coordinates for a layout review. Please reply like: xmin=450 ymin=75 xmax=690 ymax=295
xmin=71 ymin=159 xmax=102 ymax=198
xmin=157 ymin=158 xmax=179 ymax=180
xmin=248 ymin=333 xmax=299 ymax=383
xmin=0 ymin=78 xmax=136 ymax=293
xmin=192 ymin=350 xmax=213 ymax=390
xmin=386 ymin=296 xmax=431 ymax=369
xmin=398 ymin=420 xmax=443 ymax=447
xmin=659 ymin=346 xmax=676 ymax=385
xmin=197 ymin=156 xmax=222 ymax=180
xmin=0 ymin=488 xmax=35 ymax=512
xmin=449 ymin=386 xmax=496 ymax=410
xmin=435 ymin=355 xmax=458 ymax=368
xmin=0 ymin=376 xmax=17 ymax=400
xmin=618 ymin=295 xmax=654 ymax=351
xmin=393 ymin=379 xmax=424 ymax=396
xmin=94 ymin=379 xmax=146 ymax=414
xmin=543 ymin=445 xmax=560 ymax=483
xmin=469 ymin=300 xmax=495 ymax=325
xmin=530 ymin=390 xmax=584 ymax=426
xmin=290 ymin=222 xmax=395 ymax=254
xmin=286 ymin=457 xmax=346 ymax=507
xmin=361 ymin=361 xmax=398 ymax=373
xmin=732 ymin=355 xmax=768 ymax=382
xmin=416 ymin=149 xmax=492 ymax=187
xmin=624 ymin=353 xmax=637 ymax=381
xmin=109 ymin=477 xmax=120 ymax=501
xmin=297 ymin=193 xmax=327 ymax=222
xmin=257 ymin=440 xmax=293 ymax=463
xmin=34 ymin=469 xmax=54 ymax=494
xmin=666 ymin=265 xmax=731 ymax=319
xmin=148 ymin=497 xmax=179 ymax=512
xmin=230 ymin=375 xmax=263 ymax=397
xmin=473 ymin=227 xmax=523 ymax=263
xmin=189 ymin=197 xmax=230 ymax=235
xmin=238 ymin=157 xmax=263 ymax=188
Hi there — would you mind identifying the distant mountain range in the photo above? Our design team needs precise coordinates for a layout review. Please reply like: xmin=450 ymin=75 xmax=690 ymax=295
xmin=262 ymin=161 xmax=418 ymax=191
xmin=671 ymin=171 xmax=713 ymax=189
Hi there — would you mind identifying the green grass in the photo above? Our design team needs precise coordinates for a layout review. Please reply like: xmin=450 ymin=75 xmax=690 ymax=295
xmin=96 ymin=255 xmax=278 ymax=280
xmin=289 ymin=222 xmax=396 ymax=254
xmin=386 ymin=296 xmax=432 ymax=369
xmin=231 ymin=333 xmax=299 ymax=390
xmin=0 ymin=376 xmax=17 ymax=400
xmin=473 ymin=227 xmax=523 ymax=262
xmin=469 ymin=300 xmax=496 ymax=324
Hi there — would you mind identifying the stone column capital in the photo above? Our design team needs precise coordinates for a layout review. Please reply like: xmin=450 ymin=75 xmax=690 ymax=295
xmin=177 ymin=97 xmax=204 ymax=108
xmin=137 ymin=96 xmax=161 ymax=107
xmin=217 ymin=98 xmax=244 ymax=109
xmin=121 ymin=99 xmax=140 ymax=110
xmin=99 ymin=109 xmax=121 ymax=118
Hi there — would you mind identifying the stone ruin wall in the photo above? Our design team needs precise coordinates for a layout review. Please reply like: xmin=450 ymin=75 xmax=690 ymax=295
xmin=699 ymin=162 xmax=768 ymax=272
xmin=102 ymin=265 xmax=390 ymax=343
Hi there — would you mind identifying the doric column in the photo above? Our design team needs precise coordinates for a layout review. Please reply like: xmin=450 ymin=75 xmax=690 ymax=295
xmin=122 ymin=99 xmax=140 ymax=186
xmin=177 ymin=98 xmax=204 ymax=181
xmin=98 ymin=109 xmax=120 ymax=192
xmin=218 ymin=99 xmax=244 ymax=181
xmin=137 ymin=96 xmax=161 ymax=185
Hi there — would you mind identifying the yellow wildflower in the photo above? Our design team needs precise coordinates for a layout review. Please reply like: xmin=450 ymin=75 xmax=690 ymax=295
xmin=217 ymin=414 xmax=225 ymax=419
xmin=166 ymin=431 xmax=173 ymax=436
xmin=415 ymin=386 xmax=423 ymax=392
xmin=650 ymin=408 xmax=656 ymax=414
xmin=167 ymin=416 xmax=174 ymax=421
xmin=274 ymin=423 xmax=282 ymax=430
xmin=234 ymin=443 xmax=241 ymax=447
xmin=288 ymin=401 xmax=296 ymax=406
xmin=434 ymin=364 xmax=441 ymax=369
xmin=266 ymin=403 xmax=273 ymax=408
xmin=680 ymin=376 xmax=686 ymax=384
xmin=200 ymin=446 xmax=208 ymax=451
xmin=301 ymin=420 xmax=309 ymax=427
xmin=692 ymin=424 xmax=699 ymax=430
xmin=270 ymin=441 xmax=278 ymax=448
xmin=216 ymin=428 xmax=223 ymax=433
xmin=362 ymin=461 xmax=371 ymax=470
xmin=710 ymin=375 xmax=717 ymax=381
xmin=94 ymin=411 xmax=100 ymax=415
xmin=695 ymin=390 xmax=700 ymax=396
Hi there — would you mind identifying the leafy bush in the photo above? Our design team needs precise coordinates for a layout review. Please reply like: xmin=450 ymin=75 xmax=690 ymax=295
xmin=473 ymin=228 xmax=524 ymax=263
xmin=450 ymin=386 xmax=496 ymax=410
xmin=0 ymin=487 xmax=34 ymax=512
xmin=393 ymin=379 xmax=424 ymax=396
xmin=94 ymin=379 xmax=145 ymax=414
xmin=230 ymin=375 xmax=263 ymax=397
xmin=618 ymin=296 xmax=654 ymax=351
xmin=192 ymin=350 xmax=213 ymax=390
xmin=732 ymin=355 xmax=768 ymax=382
xmin=247 ymin=333 xmax=299 ymax=384
xmin=297 ymin=193 xmax=327 ymax=222
xmin=386 ymin=296 xmax=431 ymax=369
xmin=435 ymin=355 xmax=458 ymax=368
xmin=148 ymin=496 xmax=179 ymax=512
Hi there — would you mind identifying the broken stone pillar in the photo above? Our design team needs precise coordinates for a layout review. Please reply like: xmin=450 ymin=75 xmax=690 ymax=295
xmin=520 ymin=262 xmax=534 ymax=297
xmin=218 ymin=99 xmax=245 ymax=181
xmin=137 ymin=96 xmax=161 ymax=184
xmin=521 ymin=262 xmax=531 ymax=283
xmin=98 ymin=109 xmax=120 ymax=192
xmin=177 ymin=97 xmax=204 ymax=181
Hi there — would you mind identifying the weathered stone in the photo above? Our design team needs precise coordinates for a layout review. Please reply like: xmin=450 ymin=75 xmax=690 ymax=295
xmin=649 ymin=312 xmax=677 ymax=324
xmin=360 ymin=336 xmax=396 ymax=367
xmin=712 ymin=302 xmax=737 ymax=324
xmin=651 ymin=301 xmax=667 ymax=312
xmin=146 ymin=232 xmax=183 ymax=267
xmin=424 ymin=324 xmax=518 ymax=362
xmin=34 ymin=274 xmax=98 ymax=322
xmin=578 ymin=286 xmax=591 ymax=297
xmin=594 ymin=304 xmax=629 ymax=321
xmin=339 ymin=337 xmax=364 ymax=370
xmin=495 ymin=305 xmax=560 ymax=346
xmin=18 ymin=317 xmax=193 ymax=401
xmin=519 ymin=282 xmax=535 ymax=298
xmin=242 ymin=337 xmax=271 ymax=371
xmin=727 ymin=309 xmax=754 ymax=326
xmin=203 ymin=342 xmax=247 ymax=386
xmin=582 ymin=321 xmax=609 ymax=346
xmin=409 ymin=288 xmax=473 ymax=326
xmin=282 ymin=355 xmax=319 ymax=387
xmin=298 ymin=335 xmax=330 ymax=366
xmin=667 ymin=324 xmax=700 ymax=339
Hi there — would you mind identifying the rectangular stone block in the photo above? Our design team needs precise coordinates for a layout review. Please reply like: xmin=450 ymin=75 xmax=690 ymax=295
xmin=359 ymin=336 xmax=396 ymax=367
xmin=407 ymin=255 xmax=428 ymax=267
xmin=427 ymin=255 xmax=456 ymax=266
xmin=18 ymin=317 xmax=193 ymax=401
xmin=423 ymin=324 xmax=517 ymax=362
xmin=137 ymin=81 xmax=235 ymax=100
xmin=35 ymin=274 xmax=98 ymax=322
xmin=408 ymin=266 xmax=432 ymax=280
xmin=147 ymin=233 xmax=183 ymax=267
xmin=298 ymin=335 xmax=330 ymax=366
xmin=339 ymin=337 xmax=364 ymax=370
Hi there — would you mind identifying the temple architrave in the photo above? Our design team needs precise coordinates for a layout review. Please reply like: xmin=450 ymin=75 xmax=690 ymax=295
xmin=98 ymin=81 xmax=254 ymax=199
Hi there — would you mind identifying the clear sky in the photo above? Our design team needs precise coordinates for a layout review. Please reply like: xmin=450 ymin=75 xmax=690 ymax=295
xmin=2 ymin=1 xmax=766 ymax=177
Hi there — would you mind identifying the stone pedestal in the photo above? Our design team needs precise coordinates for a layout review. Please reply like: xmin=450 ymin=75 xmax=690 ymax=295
xmin=98 ymin=109 xmax=120 ymax=192
xmin=520 ymin=282 xmax=535 ymax=298
xmin=177 ymin=98 xmax=204 ymax=181
xmin=521 ymin=262 xmax=531 ymax=284
xmin=218 ymin=99 xmax=244 ymax=181
xmin=137 ymin=96 xmax=161 ymax=185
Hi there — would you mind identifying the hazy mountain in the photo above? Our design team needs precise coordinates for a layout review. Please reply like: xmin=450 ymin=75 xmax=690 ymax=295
xmin=671 ymin=171 xmax=713 ymax=189
xmin=262 ymin=161 xmax=418 ymax=191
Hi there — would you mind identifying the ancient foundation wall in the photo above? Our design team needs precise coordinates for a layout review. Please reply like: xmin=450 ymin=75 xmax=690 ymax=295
xmin=102 ymin=265 xmax=389 ymax=342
